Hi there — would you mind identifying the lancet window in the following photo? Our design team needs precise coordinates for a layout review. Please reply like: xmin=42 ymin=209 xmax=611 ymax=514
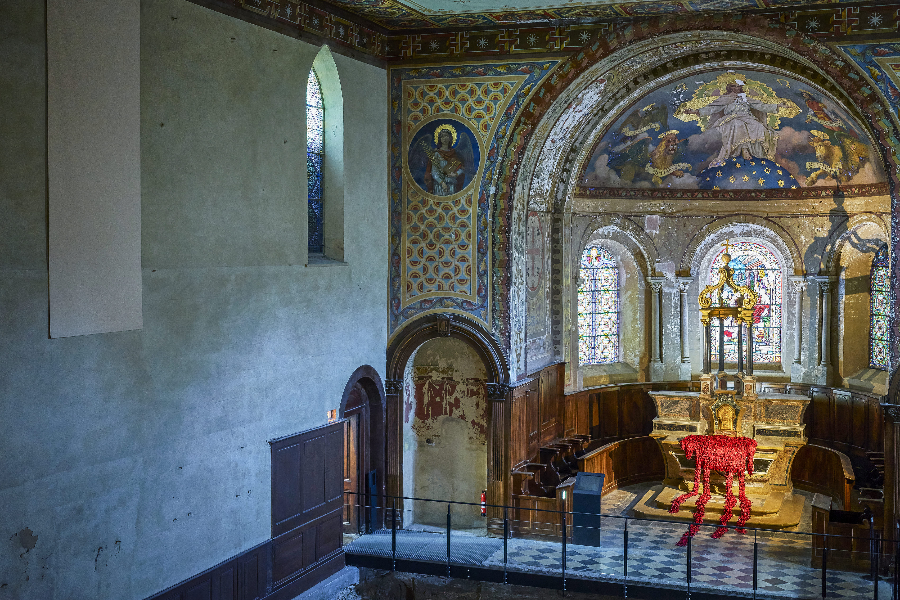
xmin=578 ymin=245 xmax=620 ymax=364
xmin=870 ymin=244 xmax=890 ymax=370
xmin=707 ymin=241 xmax=782 ymax=365
xmin=307 ymin=68 xmax=324 ymax=253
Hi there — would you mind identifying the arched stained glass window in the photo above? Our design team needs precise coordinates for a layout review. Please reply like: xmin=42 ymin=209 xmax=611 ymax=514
xmin=307 ymin=69 xmax=324 ymax=253
xmin=578 ymin=246 xmax=619 ymax=364
xmin=708 ymin=241 xmax=782 ymax=364
xmin=870 ymin=245 xmax=890 ymax=370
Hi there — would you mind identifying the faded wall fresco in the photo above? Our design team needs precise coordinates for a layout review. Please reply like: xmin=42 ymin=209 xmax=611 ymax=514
xmin=402 ymin=337 xmax=487 ymax=528
xmin=580 ymin=70 xmax=885 ymax=192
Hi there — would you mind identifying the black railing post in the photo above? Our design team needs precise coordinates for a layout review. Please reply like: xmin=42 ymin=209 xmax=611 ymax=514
xmin=391 ymin=498 xmax=397 ymax=571
xmin=821 ymin=537 xmax=828 ymax=599
xmin=687 ymin=532 xmax=692 ymax=599
xmin=624 ymin=518 xmax=629 ymax=598
xmin=503 ymin=505 xmax=509 ymax=585
xmin=446 ymin=503 xmax=452 ymax=578
xmin=753 ymin=530 xmax=758 ymax=600
xmin=561 ymin=510 xmax=567 ymax=592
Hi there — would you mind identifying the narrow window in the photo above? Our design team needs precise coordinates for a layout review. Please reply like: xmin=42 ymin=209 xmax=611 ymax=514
xmin=578 ymin=246 xmax=620 ymax=364
xmin=708 ymin=241 xmax=782 ymax=365
xmin=307 ymin=69 xmax=324 ymax=253
xmin=870 ymin=244 xmax=890 ymax=370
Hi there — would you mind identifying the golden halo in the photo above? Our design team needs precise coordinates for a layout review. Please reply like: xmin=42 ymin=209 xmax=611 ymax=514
xmin=433 ymin=123 xmax=458 ymax=147
xmin=658 ymin=130 xmax=680 ymax=139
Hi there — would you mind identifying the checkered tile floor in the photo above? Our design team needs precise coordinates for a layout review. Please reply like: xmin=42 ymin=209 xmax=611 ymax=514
xmin=345 ymin=486 xmax=894 ymax=599
xmin=486 ymin=523 xmax=887 ymax=599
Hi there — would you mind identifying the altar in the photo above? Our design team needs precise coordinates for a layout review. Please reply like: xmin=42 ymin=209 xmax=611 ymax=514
xmin=634 ymin=242 xmax=810 ymax=529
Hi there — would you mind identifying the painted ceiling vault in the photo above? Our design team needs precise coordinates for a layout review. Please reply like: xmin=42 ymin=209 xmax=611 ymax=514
xmin=318 ymin=0 xmax=900 ymax=30
xmin=579 ymin=69 xmax=886 ymax=194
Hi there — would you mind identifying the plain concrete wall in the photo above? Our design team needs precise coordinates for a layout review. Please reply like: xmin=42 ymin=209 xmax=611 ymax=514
xmin=0 ymin=1 xmax=387 ymax=598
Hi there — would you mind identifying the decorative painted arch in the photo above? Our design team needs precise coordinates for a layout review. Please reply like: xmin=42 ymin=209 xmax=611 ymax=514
xmin=682 ymin=217 xmax=801 ymax=278
xmin=386 ymin=312 xmax=509 ymax=385
xmin=577 ymin=215 xmax=659 ymax=277
xmin=489 ymin=14 xmax=900 ymax=376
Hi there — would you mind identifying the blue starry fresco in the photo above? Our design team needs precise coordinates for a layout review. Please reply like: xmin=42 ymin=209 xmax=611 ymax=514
xmin=698 ymin=157 xmax=799 ymax=190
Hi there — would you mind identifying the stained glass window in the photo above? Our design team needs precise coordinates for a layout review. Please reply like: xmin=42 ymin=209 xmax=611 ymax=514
xmin=708 ymin=241 xmax=782 ymax=364
xmin=578 ymin=246 xmax=619 ymax=364
xmin=870 ymin=245 xmax=890 ymax=370
xmin=307 ymin=69 xmax=324 ymax=253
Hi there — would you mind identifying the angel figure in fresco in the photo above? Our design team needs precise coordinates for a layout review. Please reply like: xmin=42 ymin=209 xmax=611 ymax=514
xmin=421 ymin=124 xmax=466 ymax=195
xmin=606 ymin=103 xmax=668 ymax=183
xmin=677 ymin=75 xmax=797 ymax=168
xmin=800 ymin=90 xmax=844 ymax=131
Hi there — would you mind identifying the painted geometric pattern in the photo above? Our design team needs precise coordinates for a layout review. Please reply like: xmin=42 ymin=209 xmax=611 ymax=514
xmin=406 ymin=81 xmax=518 ymax=142
xmin=578 ymin=246 xmax=619 ymax=364
xmin=389 ymin=61 xmax=557 ymax=335
xmin=870 ymin=244 xmax=890 ymax=370
xmin=708 ymin=242 xmax=782 ymax=365
xmin=405 ymin=187 xmax=474 ymax=299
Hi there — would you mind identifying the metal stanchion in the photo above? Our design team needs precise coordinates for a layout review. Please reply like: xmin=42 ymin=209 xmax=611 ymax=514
xmin=753 ymin=530 xmax=758 ymax=600
xmin=503 ymin=506 xmax=509 ymax=585
xmin=624 ymin=518 xmax=629 ymax=598
xmin=391 ymin=498 xmax=397 ymax=571
xmin=687 ymin=533 xmax=692 ymax=599
xmin=561 ymin=511 xmax=567 ymax=592
xmin=446 ymin=504 xmax=451 ymax=578
xmin=822 ymin=539 xmax=828 ymax=599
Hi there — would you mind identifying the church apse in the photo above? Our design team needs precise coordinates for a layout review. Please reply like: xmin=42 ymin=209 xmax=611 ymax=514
xmin=579 ymin=71 xmax=886 ymax=195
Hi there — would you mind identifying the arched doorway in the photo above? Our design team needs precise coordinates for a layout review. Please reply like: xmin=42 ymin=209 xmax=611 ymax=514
xmin=385 ymin=313 xmax=509 ymax=528
xmin=402 ymin=336 xmax=488 ymax=529
xmin=339 ymin=366 xmax=385 ymax=533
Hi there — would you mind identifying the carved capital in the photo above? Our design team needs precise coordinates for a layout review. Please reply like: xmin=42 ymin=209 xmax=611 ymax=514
xmin=810 ymin=275 xmax=836 ymax=294
xmin=486 ymin=382 xmax=511 ymax=400
xmin=676 ymin=276 xmax=694 ymax=293
xmin=883 ymin=404 xmax=900 ymax=422
xmin=788 ymin=275 xmax=807 ymax=295
xmin=384 ymin=379 xmax=403 ymax=395
xmin=647 ymin=276 xmax=665 ymax=293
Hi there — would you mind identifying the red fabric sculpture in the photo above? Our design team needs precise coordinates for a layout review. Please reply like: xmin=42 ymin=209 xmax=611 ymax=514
xmin=668 ymin=434 xmax=757 ymax=546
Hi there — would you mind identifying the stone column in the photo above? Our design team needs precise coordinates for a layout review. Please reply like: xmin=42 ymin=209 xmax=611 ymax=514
xmin=676 ymin=277 xmax=693 ymax=363
xmin=384 ymin=378 xmax=403 ymax=521
xmin=811 ymin=276 xmax=835 ymax=382
xmin=648 ymin=277 xmax=665 ymax=364
xmin=788 ymin=276 xmax=806 ymax=366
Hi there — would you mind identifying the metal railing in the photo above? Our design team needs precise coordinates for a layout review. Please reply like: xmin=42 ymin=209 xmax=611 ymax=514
xmin=341 ymin=491 xmax=898 ymax=600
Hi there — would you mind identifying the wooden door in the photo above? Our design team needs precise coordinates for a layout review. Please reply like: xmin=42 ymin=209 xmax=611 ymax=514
xmin=343 ymin=413 xmax=360 ymax=533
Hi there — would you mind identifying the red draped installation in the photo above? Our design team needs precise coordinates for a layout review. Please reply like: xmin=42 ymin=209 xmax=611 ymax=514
xmin=668 ymin=434 xmax=757 ymax=546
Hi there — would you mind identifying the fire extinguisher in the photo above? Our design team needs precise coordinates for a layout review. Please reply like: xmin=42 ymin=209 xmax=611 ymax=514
xmin=481 ymin=490 xmax=486 ymax=517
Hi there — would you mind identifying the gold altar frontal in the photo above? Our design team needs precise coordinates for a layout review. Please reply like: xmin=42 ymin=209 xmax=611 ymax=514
xmin=634 ymin=377 xmax=811 ymax=529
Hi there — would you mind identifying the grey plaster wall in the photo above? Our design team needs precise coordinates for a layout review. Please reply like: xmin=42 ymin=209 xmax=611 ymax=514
xmin=0 ymin=1 xmax=387 ymax=598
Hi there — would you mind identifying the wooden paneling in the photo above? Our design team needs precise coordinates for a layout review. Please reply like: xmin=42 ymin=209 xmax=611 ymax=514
xmin=759 ymin=382 xmax=884 ymax=462
xmin=148 ymin=540 xmax=271 ymax=600
xmin=269 ymin=422 xmax=344 ymax=591
xmin=509 ymin=363 xmax=565 ymax=469
xmin=576 ymin=436 xmax=665 ymax=496
xmin=791 ymin=444 xmax=855 ymax=511
xmin=271 ymin=423 xmax=343 ymax=537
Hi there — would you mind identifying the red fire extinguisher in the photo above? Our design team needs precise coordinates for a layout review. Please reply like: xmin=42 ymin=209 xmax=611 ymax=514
xmin=481 ymin=490 xmax=486 ymax=517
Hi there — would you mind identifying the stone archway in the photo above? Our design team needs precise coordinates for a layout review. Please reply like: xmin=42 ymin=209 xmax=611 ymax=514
xmin=385 ymin=313 xmax=509 ymax=525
